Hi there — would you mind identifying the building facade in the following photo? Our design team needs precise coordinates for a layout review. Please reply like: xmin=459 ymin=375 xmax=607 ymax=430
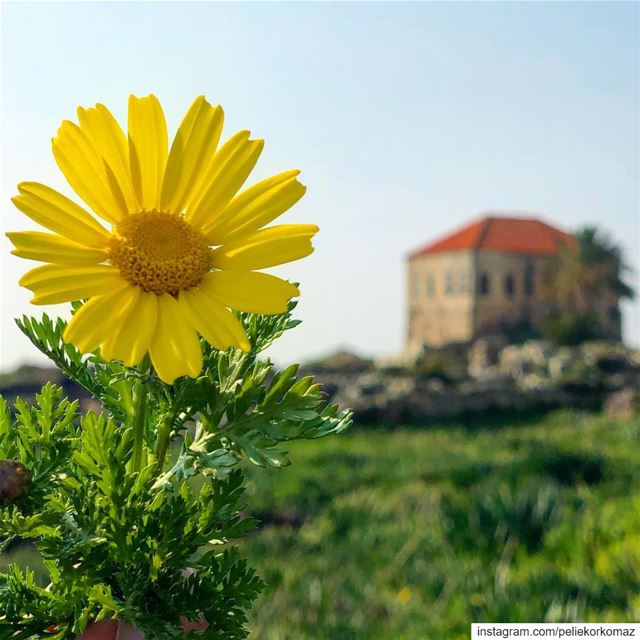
xmin=406 ymin=214 xmax=621 ymax=355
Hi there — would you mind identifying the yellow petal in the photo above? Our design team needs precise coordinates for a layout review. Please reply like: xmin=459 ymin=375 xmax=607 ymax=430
xmin=203 ymin=170 xmax=305 ymax=244
xmin=52 ymin=120 xmax=127 ymax=223
xmin=63 ymin=284 xmax=135 ymax=353
xmin=200 ymin=271 xmax=299 ymax=315
xmin=100 ymin=289 xmax=158 ymax=367
xmin=187 ymin=132 xmax=264 ymax=230
xmin=149 ymin=294 xmax=203 ymax=384
xmin=19 ymin=264 xmax=125 ymax=305
xmin=210 ymin=224 xmax=318 ymax=271
xmin=7 ymin=231 xmax=108 ymax=265
xmin=128 ymin=95 xmax=168 ymax=211
xmin=187 ymin=130 xmax=249 ymax=212
xmin=179 ymin=287 xmax=250 ymax=352
xmin=12 ymin=182 xmax=110 ymax=248
xmin=160 ymin=96 xmax=224 ymax=215
xmin=77 ymin=103 xmax=137 ymax=213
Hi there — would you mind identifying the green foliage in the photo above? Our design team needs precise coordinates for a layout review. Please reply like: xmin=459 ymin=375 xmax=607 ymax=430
xmin=546 ymin=225 xmax=635 ymax=342
xmin=569 ymin=227 xmax=636 ymax=301
xmin=1 ymin=304 xmax=351 ymax=637
xmin=413 ymin=345 xmax=468 ymax=383
xmin=453 ymin=480 xmax=564 ymax=553
xmin=542 ymin=312 xmax=603 ymax=347
xmin=15 ymin=314 xmax=135 ymax=422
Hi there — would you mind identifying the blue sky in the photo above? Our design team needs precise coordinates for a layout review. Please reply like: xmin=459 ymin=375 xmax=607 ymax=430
xmin=1 ymin=1 xmax=638 ymax=370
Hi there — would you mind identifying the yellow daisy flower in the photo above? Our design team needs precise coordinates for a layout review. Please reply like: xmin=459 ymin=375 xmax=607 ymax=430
xmin=8 ymin=95 xmax=317 ymax=384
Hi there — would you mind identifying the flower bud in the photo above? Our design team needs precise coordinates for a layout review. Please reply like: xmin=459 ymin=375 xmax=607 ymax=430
xmin=0 ymin=459 xmax=31 ymax=504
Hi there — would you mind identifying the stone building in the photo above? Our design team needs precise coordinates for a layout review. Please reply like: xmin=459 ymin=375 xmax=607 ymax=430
xmin=406 ymin=214 xmax=622 ymax=355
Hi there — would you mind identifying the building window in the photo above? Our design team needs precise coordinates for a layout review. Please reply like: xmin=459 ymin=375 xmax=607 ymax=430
xmin=504 ymin=274 xmax=515 ymax=298
xmin=524 ymin=263 xmax=535 ymax=297
xmin=411 ymin=279 xmax=420 ymax=300
xmin=426 ymin=275 xmax=435 ymax=297
xmin=444 ymin=270 xmax=454 ymax=295
xmin=478 ymin=273 xmax=490 ymax=295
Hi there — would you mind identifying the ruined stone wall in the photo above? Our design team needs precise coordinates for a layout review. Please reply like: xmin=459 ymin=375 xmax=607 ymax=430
xmin=313 ymin=340 xmax=640 ymax=424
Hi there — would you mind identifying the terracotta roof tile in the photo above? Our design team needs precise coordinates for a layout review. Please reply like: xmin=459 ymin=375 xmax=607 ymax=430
xmin=410 ymin=214 xmax=574 ymax=258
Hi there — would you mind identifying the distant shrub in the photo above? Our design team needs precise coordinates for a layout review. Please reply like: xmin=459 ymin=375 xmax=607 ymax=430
xmin=446 ymin=462 xmax=497 ymax=488
xmin=540 ymin=451 xmax=605 ymax=486
xmin=509 ymin=448 xmax=606 ymax=487
xmin=444 ymin=480 xmax=564 ymax=553
xmin=415 ymin=355 xmax=451 ymax=382
xmin=414 ymin=345 xmax=468 ymax=383
xmin=542 ymin=312 xmax=603 ymax=346
xmin=496 ymin=318 xmax=542 ymax=345
xmin=473 ymin=481 xmax=564 ymax=552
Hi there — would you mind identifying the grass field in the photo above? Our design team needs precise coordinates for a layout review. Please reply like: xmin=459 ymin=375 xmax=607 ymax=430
xmin=2 ymin=409 xmax=639 ymax=638
xmin=241 ymin=410 xmax=640 ymax=639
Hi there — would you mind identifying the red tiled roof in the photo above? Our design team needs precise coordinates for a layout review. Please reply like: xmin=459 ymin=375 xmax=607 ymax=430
xmin=410 ymin=214 xmax=574 ymax=258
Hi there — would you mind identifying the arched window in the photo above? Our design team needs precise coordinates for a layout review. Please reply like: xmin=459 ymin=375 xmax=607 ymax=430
xmin=504 ymin=273 xmax=515 ymax=297
xmin=478 ymin=273 xmax=490 ymax=295
xmin=524 ymin=263 xmax=535 ymax=297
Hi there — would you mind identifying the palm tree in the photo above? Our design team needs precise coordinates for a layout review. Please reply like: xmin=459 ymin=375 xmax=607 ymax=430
xmin=543 ymin=226 xmax=635 ymax=344
xmin=549 ymin=226 xmax=635 ymax=315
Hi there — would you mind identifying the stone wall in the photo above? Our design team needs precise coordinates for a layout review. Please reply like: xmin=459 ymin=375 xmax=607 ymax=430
xmin=307 ymin=340 xmax=640 ymax=425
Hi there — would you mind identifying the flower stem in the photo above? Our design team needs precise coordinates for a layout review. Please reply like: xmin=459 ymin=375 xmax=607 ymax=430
xmin=155 ymin=412 xmax=175 ymax=469
xmin=131 ymin=355 xmax=151 ymax=475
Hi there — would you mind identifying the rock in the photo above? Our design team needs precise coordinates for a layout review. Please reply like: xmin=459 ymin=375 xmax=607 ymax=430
xmin=604 ymin=386 xmax=640 ymax=421
xmin=385 ymin=377 xmax=416 ymax=399
xmin=305 ymin=350 xmax=373 ymax=374
xmin=499 ymin=340 xmax=554 ymax=382
xmin=520 ymin=373 xmax=552 ymax=391
xmin=521 ymin=340 xmax=553 ymax=367
xmin=423 ymin=378 xmax=446 ymax=393
xmin=499 ymin=346 xmax=532 ymax=380
xmin=581 ymin=341 xmax=636 ymax=368
xmin=468 ymin=336 xmax=507 ymax=379
xmin=548 ymin=348 xmax=575 ymax=380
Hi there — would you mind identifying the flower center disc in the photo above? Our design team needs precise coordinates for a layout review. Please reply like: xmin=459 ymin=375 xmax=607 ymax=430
xmin=109 ymin=211 xmax=211 ymax=295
